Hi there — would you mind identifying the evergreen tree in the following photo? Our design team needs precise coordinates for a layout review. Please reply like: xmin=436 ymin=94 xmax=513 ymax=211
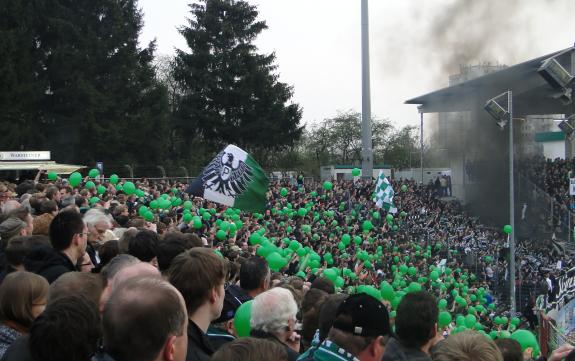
xmin=0 ymin=0 xmax=169 ymax=167
xmin=173 ymin=0 xmax=303 ymax=159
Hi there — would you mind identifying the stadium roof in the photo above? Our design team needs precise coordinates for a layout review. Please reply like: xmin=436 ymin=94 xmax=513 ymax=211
xmin=405 ymin=46 xmax=575 ymax=116
xmin=0 ymin=161 xmax=85 ymax=174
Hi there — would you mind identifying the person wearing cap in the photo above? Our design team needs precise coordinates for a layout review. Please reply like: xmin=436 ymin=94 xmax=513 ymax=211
xmin=206 ymin=300 xmax=236 ymax=351
xmin=298 ymin=293 xmax=391 ymax=361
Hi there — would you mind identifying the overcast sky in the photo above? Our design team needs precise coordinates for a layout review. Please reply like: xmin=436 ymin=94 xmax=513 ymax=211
xmin=138 ymin=0 xmax=575 ymax=130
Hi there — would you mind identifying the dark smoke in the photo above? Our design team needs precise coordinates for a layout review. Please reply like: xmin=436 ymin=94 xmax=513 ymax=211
xmin=379 ymin=0 xmax=575 ymax=225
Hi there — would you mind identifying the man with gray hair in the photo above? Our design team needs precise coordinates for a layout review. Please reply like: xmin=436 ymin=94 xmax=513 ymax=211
xmin=83 ymin=208 xmax=113 ymax=266
xmin=250 ymin=287 xmax=301 ymax=361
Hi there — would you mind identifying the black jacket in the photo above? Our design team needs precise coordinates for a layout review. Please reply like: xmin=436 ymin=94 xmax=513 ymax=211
xmin=23 ymin=245 xmax=77 ymax=284
xmin=186 ymin=320 xmax=214 ymax=361
xmin=251 ymin=329 xmax=299 ymax=361
xmin=381 ymin=337 xmax=432 ymax=361
xmin=1 ymin=335 xmax=33 ymax=361
xmin=206 ymin=326 xmax=235 ymax=351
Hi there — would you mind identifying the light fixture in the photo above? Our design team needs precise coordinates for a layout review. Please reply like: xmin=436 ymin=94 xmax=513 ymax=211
xmin=484 ymin=96 xmax=509 ymax=128
xmin=538 ymin=58 xmax=574 ymax=89
xmin=558 ymin=120 xmax=575 ymax=138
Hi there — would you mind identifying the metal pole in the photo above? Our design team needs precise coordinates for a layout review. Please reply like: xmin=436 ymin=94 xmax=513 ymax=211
xmin=508 ymin=90 xmax=516 ymax=315
xmin=420 ymin=111 xmax=424 ymax=184
xmin=360 ymin=0 xmax=373 ymax=179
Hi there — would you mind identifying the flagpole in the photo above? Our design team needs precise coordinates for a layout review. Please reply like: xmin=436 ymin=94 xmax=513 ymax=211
xmin=361 ymin=0 xmax=373 ymax=179
xmin=508 ymin=90 xmax=516 ymax=316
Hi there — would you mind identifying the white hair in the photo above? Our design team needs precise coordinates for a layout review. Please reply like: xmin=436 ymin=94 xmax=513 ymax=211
xmin=251 ymin=287 xmax=298 ymax=335
xmin=83 ymin=208 xmax=112 ymax=228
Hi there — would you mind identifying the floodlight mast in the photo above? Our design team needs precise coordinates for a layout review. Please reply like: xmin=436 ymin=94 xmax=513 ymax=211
xmin=361 ymin=0 xmax=373 ymax=180
xmin=508 ymin=90 xmax=516 ymax=317
xmin=483 ymin=91 xmax=515 ymax=315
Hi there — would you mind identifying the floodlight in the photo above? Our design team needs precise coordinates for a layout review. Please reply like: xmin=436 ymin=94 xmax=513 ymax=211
xmin=551 ymin=87 xmax=573 ymax=105
xmin=558 ymin=120 xmax=574 ymax=137
xmin=538 ymin=58 xmax=574 ymax=89
xmin=484 ymin=98 xmax=509 ymax=123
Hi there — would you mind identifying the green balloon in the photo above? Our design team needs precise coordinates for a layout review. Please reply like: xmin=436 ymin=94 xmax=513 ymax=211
xmin=47 ymin=171 xmax=57 ymax=181
xmin=266 ymin=252 xmax=287 ymax=272
xmin=192 ymin=216 xmax=202 ymax=229
xmin=335 ymin=276 xmax=345 ymax=288
xmin=138 ymin=205 xmax=148 ymax=217
xmin=109 ymin=174 xmax=119 ymax=184
xmin=510 ymin=330 xmax=539 ymax=357
xmin=380 ymin=282 xmax=395 ymax=301
xmin=85 ymin=181 xmax=96 ymax=190
xmin=503 ymin=224 xmax=512 ymax=234
xmin=438 ymin=311 xmax=452 ymax=328
xmin=362 ymin=220 xmax=373 ymax=231
xmin=183 ymin=200 xmax=193 ymax=209
xmin=202 ymin=212 xmax=211 ymax=221
xmin=69 ymin=172 xmax=82 ymax=187
xmin=401 ymin=184 xmax=408 ymax=192
xmin=511 ymin=317 xmax=520 ymax=326
xmin=97 ymin=185 xmax=106 ymax=195
xmin=144 ymin=211 xmax=154 ymax=222
xmin=88 ymin=168 xmax=99 ymax=178
xmin=296 ymin=271 xmax=306 ymax=279
xmin=233 ymin=300 xmax=253 ymax=337
xmin=280 ymin=188 xmax=288 ymax=197
xmin=465 ymin=314 xmax=477 ymax=328
xmin=341 ymin=234 xmax=351 ymax=245
xmin=89 ymin=196 xmax=100 ymax=205
xmin=183 ymin=213 xmax=193 ymax=223
xmin=289 ymin=240 xmax=301 ymax=251
xmin=216 ymin=230 xmax=227 ymax=241
xmin=123 ymin=181 xmax=136 ymax=195
xmin=352 ymin=168 xmax=361 ymax=177
xmin=323 ymin=181 xmax=333 ymax=190
xmin=150 ymin=200 xmax=159 ymax=209
xmin=430 ymin=271 xmax=439 ymax=281
xmin=438 ymin=299 xmax=448 ymax=310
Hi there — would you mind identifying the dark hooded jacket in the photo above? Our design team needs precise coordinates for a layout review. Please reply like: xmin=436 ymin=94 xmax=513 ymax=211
xmin=23 ymin=245 xmax=77 ymax=283
xmin=381 ymin=337 xmax=432 ymax=361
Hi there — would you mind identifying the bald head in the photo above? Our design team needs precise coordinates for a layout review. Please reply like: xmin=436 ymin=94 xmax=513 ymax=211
xmin=103 ymin=277 xmax=187 ymax=361
xmin=99 ymin=261 xmax=160 ymax=313
xmin=111 ymin=262 xmax=160 ymax=288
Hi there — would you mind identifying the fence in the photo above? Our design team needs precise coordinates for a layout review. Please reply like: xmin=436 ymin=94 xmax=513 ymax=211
xmin=517 ymin=173 xmax=569 ymax=242
xmin=539 ymin=312 xmax=575 ymax=356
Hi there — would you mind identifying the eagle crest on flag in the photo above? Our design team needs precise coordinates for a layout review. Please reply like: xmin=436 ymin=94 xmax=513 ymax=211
xmin=202 ymin=150 xmax=253 ymax=197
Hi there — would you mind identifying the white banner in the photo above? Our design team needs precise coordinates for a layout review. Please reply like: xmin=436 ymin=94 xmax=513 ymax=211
xmin=0 ymin=151 xmax=51 ymax=161
xmin=570 ymin=178 xmax=575 ymax=196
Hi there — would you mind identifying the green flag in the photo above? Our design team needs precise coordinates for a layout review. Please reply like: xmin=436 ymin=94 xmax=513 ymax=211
xmin=373 ymin=170 xmax=397 ymax=213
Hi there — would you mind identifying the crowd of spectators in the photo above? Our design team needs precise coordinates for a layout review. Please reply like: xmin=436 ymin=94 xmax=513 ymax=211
xmin=0 ymin=171 xmax=572 ymax=361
